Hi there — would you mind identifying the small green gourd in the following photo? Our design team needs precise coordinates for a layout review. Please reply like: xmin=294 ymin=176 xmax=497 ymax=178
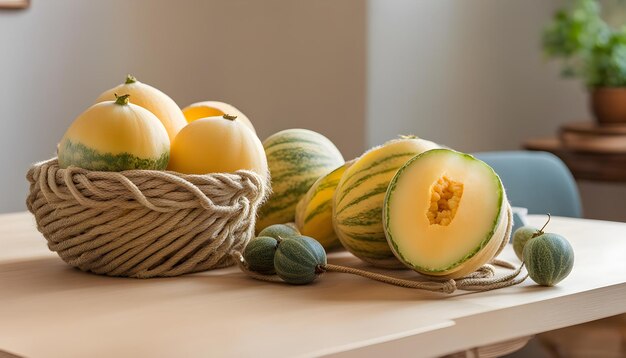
xmin=274 ymin=236 xmax=327 ymax=285
xmin=258 ymin=224 xmax=300 ymax=241
xmin=512 ymin=226 xmax=539 ymax=261
xmin=243 ymin=236 xmax=279 ymax=274
xmin=524 ymin=232 xmax=574 ymax=286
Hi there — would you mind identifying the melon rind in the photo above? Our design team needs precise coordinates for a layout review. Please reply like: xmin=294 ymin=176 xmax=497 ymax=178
xmin=295 ymin=161 xmax=353 ymax=250
xmin=58 ymin=140 xmax=169 ymax=171
xmin=257 ymin=129 xmax=344 ymax=232
xmin=332 ymin=138 xmax=440 ymax=268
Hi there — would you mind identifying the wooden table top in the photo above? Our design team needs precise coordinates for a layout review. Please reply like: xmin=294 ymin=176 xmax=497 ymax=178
xmin=1 ymin=212 xmax=625 ymax=358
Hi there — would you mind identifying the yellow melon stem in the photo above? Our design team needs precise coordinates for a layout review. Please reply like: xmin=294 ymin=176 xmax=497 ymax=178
xmin=426 ymin=176 xmax=464 ymax=226
xmin=113 ymin=93 xmax=131 ymax=105
xmin=223 ymin=114 xmax=238 ymax=121
xmin=125 ymin=74 xmax=137 ymax=84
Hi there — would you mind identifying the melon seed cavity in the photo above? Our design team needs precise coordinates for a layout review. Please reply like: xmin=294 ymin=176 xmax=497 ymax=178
xmin=427 ymin=176 xmax=463 ymax=226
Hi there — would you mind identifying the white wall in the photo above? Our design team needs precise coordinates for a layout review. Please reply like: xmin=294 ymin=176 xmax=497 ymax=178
xmin=0 ymin=0 xmax=366 ymax=213
xmin=367 ymin=0 xmax=626 ymax=221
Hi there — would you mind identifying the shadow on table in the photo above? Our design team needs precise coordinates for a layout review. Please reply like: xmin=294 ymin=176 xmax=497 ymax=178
xmin=0 ymin=253 xmax=539 ymax=305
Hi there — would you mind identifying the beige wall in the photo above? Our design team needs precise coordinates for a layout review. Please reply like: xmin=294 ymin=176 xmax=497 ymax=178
xmin=367 ymin=0 xmax=587 ymax=150
xmin=2 ymin=1 xmax=624 ymax=221
xmin=367 ymin=0 xmax=626 ymax=221
xmin=0 ymin=0 xmax=366 ymax=213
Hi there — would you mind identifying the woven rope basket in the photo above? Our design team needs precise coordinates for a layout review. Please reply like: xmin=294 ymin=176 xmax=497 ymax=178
xmin=26 ymin=158 xmax=267 ymax=278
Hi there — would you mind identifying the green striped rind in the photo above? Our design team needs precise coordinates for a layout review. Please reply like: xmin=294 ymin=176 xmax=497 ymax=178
xmin=512 ymin=226 xmax=538 ymax=261
xmin=257 ymin=129 xmax=344 ymax=232
xmin=257 ymin=224 xmax=300 ymax=241
xmin=523 ymin=233 xmax=574 ymax=286
xmin=383 ymin=149 xmax=506 ymax=274
xmin=295 ymin=162 xmax=352 ymax=250
xmin=302 ymin=165 xmax=346 ymax=224
xmin=332 ymin=138 xmax=440 ymax=268
xmin=58 ymin=139 xmax=169 ymax=171
xmin=274 ymin=236 xmax=327 ymax=285
xmin=243 ymin=236 xmax=279 ymax=274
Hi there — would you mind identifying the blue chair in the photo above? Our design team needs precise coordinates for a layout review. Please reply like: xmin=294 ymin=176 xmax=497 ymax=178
xmin=471 ymin=153 xmax=583 ymax=358
xmin=472 ymin=151 xmax=582 ymax=218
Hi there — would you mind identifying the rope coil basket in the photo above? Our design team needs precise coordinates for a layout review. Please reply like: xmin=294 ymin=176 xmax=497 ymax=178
xmin=26 ymin=158 xmax=268 ymax=278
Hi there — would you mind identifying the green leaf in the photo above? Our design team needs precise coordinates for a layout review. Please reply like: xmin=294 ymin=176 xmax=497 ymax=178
xmin=541 ymin=0 xmax=626 ymax=86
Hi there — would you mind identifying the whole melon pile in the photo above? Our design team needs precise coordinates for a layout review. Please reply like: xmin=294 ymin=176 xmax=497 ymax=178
xmin=253 ymin=131 xmax=524 ymax=281
xmin=56 ymin=73 xmax=574 ymax=287
xmin=58 ymin=74 xmax=267 ymax=178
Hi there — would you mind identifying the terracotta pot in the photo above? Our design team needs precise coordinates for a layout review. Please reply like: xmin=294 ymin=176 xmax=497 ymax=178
xmin=590 ymin=87 xmax=626 ymax=125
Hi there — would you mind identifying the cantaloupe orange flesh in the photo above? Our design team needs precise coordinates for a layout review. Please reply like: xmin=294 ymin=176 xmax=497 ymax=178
xmin=386 ymin=150 xmax=504 ymax=272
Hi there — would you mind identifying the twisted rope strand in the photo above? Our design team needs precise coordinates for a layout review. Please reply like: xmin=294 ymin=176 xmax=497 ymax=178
xmin=321 ymin=264 xmax=458 ymax=293
xmin=233 ymin=249 xmax=527 ymax=294
xmin=231 ymin=251 xmax=285 ymax=283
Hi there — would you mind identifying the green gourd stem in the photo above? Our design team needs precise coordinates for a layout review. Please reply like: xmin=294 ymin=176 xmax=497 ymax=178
xmin=223 ymin=114 xmax=238 ymax=121
xmin=125 ymin=74 xmax=137 ymax=84
xmin=114 ymin=94 xmax=131 ymax=105
xmin=533 ymin=213 xmax=552 ymax=238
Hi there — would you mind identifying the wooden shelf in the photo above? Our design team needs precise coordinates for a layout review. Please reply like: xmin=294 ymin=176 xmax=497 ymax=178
xmin=524 ymin=137 xmax=626 ymax=182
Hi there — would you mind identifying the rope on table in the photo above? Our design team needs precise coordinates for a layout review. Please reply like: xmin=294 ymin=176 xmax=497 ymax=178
xmin=232 ymin=250 xmax=527 ymax=294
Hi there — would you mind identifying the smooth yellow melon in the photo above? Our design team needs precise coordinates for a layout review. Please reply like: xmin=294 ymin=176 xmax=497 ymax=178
xmin=96 ymin=75 xmax=187 ymax=142
xmin=168 ymin=114 xmax=267 ymax=179
xmin=58 ymin=94 xmax=169 ymax=171
xmin=182 ymin=101 xmax=255 ymax=133
xmin=384 ymin=149 xmax=512 ymax=279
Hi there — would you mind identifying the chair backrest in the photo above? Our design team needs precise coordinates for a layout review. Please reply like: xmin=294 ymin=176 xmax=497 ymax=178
xmin=472 ymin=151 xmax=582 ymax=218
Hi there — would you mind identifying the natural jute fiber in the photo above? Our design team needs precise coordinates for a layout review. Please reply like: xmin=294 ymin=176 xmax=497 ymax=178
xmin=232 ymin=250 xmax=527 ymax=294
xmin=26 ymin=158 xmax=267 ymax=278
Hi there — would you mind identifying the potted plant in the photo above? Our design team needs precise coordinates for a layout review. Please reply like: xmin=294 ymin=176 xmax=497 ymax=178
xmin=543 ymin=0 xmax=626 ymax=125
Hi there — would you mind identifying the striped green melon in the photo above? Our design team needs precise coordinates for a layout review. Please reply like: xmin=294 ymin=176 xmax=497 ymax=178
xmin=332 ymin=137 xmax=440 ymax=268
xmin=257 ymin=129 xmax=344 ymax=232
xmin=384 ymin=149 xmax=513 ymax=279
xmin=295 ymin=160 xmax=354 ymax=250
xmin=257 ymin=224 xmax=300 ymax=241
xmin=274 ymin=236 xmax=327 ymax=285
xmin=243 ymin=236 xmax=279 ymax=274
xmin=523 ymin=232 xmax=574 ymax=286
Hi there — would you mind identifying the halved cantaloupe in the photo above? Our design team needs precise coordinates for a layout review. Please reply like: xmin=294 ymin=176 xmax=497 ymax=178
xmin=383 ymin=149 xmax=512 ymax=279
